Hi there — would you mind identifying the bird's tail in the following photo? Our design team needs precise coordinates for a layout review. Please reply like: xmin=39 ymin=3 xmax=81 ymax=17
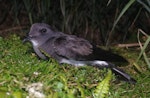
xmin=111 ymin=67 xmax=136 ymax=84
xmin=90 ymin=61 xmax=136 ymax=84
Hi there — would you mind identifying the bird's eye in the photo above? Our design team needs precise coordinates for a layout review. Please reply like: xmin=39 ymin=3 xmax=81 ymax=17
xmin=40 ymin=28 xmax=47 ymax=33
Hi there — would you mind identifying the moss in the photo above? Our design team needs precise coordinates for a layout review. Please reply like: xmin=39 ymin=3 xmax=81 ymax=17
xmin=0 ymin=35 xmax=149 ymax=97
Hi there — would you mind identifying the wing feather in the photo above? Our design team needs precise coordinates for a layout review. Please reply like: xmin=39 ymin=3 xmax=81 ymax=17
xmin=54 ymin=35 xmax=93 ymax=59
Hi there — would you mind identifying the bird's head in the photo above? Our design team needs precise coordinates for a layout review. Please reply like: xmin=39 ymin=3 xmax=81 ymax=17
xmin=23 ymin=23 xmax=57 ymax=47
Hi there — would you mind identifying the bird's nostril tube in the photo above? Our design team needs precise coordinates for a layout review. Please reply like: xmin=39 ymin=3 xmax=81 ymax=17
xmin=23 ymin=37 xmax=30 ymax=43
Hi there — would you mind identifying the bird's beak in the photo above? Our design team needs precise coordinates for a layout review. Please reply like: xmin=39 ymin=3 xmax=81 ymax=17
xmin=23 ymin=36 xmax=31 ymax=43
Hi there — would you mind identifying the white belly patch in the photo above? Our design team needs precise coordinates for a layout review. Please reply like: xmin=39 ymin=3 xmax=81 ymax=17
xmin=60 ymin=59 xmax=108 ymax=67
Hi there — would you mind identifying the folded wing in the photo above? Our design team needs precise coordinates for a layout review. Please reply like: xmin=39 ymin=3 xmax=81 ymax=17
xmin=54 ymin=35 xmax=93 ymax=60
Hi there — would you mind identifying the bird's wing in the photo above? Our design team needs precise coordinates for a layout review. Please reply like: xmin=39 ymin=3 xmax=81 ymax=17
xmin=53 ymin=35 xmax=93 ymax=59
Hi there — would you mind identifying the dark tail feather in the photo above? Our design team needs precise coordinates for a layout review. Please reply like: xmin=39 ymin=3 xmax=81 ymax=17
xmin=89 ymin=61 xmax=136 ymax=84
xmin=111 ymin=67 xmax=136 ymax=84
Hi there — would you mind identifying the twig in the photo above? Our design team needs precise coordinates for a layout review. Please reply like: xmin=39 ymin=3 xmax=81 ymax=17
xmin=0 ymin=26 xmax=28 ymax=33
xmin=117 ymin=43 xmax=144 ymax=48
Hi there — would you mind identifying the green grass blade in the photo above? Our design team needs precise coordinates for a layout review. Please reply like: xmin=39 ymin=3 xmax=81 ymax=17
xmin=137 ymin=0 xmax=150 ymax=13
xmin=137 ymin=36 xmax=150 ymax=62
xmin=143 ymin=51 xmax=150 ymax=69
xmin=137 ymin=36 xmax=150 ymax=69
xmin=113 ymin=0 xmax=136 ymax=30
xmin=106 ymin=0 xmax=136 ymax=46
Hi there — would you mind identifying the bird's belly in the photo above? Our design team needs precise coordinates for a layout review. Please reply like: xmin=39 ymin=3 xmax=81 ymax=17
xmin=59 ymin=59 xmax=109 ymax=67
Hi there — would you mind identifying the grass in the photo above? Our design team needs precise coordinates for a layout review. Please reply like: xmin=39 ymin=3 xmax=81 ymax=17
xmin=3 ymin=0 xmax=148 ymax=46
xmin=0 ymin=35 xmax=150 ymax=98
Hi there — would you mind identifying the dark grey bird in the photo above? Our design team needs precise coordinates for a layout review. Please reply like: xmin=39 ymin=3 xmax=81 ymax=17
xmin=23 ymin=23 xmax=136 ymax=83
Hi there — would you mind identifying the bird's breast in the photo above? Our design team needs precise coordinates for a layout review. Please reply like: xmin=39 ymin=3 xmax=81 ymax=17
xmin=31 ymin=40 xmax=39 ymax=47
